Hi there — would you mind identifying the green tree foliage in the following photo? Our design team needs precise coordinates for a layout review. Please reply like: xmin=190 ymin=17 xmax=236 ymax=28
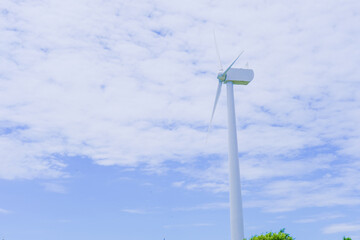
xmin=245 ymin=229 xmax=352 ymax=240
xmin=247 ymin=229 xmax=293 ymax=240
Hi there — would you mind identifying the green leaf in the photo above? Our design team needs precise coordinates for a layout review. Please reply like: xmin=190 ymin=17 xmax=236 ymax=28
xmin=246 ymin=229 xmax=294 ymax=240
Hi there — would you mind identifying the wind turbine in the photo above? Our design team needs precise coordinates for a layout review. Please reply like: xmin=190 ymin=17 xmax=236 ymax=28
xmin=209 ymin=36 xmax=254 ymax=240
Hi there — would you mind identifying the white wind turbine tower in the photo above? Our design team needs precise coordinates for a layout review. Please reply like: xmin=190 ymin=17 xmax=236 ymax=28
xmin=209 ymin=35 xmax=254 ymax=240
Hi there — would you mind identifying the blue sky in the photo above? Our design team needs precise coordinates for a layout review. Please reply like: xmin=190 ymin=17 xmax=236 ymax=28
xmin=1 ymin=0 xmax=360 ymax=239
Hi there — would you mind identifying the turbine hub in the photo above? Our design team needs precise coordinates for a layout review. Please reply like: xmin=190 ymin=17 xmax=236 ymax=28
xmin=217 ymin=72 xmax=226 ymax=82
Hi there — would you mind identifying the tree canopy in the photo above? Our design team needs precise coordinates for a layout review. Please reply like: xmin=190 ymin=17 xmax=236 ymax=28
xmin=246 ymin=229 xmax=352 ymax=240
xmin=247 ymin=229 xmax=293 ymax=240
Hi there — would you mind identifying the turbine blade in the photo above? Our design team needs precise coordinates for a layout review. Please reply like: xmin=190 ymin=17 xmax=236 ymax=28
xmin=213 ymin=30 xmax=223 ymax=71
xmin=208 ymin=81 xmax=222 ymax=133
xmin=222 ymin=50 xmax=244 ymax=76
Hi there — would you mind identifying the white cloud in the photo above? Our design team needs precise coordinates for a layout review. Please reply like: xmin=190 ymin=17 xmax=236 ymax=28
xmin=0 ymin=208 xmax=10 ymax=214
xmin=172 ymin=181 xmax=185 ymax=187
xmin=323 ymin=223 xmax=360 ymax=234
xmin=244 ymin=167 xmax=360 ymax=212
xmin=173 ymin=202 xmax=228 ymax=211
xmin=0 ymin=0 xmax=359 ymax=213
xmin=42 ymin=182 xmax=67 ymax=193
xmin=0 ymin=134 xmax=66 ymax=180
xmin=176 ymin=152 xmax=360 ymax=212
xmin=57 ymin=219 xmax=72 ymax=223
xmin=163 ymin=223 xmax=214 ymax=228
xmin=295 ymin=213 xmax=344 ymax=223
xmin=121 ymin=208 xmax=149 ymax=214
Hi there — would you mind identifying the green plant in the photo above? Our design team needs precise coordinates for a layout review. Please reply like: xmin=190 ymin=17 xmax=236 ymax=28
xmin=245 ymin=229 xmax=352 ymax=240
xmin=246 ymin=229 xmax=294 ymax=240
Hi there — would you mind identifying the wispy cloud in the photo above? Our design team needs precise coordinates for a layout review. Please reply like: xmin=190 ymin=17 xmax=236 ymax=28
xmin=42 ymin=182 xmax=67 ymax=194
xmin=121 ymin=209 xmax=149 ymax=214
xmin=173 ymin=202 xmax=228 ymax=211
xmin=0 ymin=0 xmax=359 ymax=216
xmin=172 ymin=181 xmax=185 ymax=187
xmin=57 ymin=219 xmax=72 ymax=223
xmin=323 ymin=223 xmax=360 ymax=234
xmin=163 ymin=223 xmax=214 ymax=228
xmin=295 ymin=213 xmax=344 ymax=223
xmin=0 ymin=208 xmax=10 ymax=214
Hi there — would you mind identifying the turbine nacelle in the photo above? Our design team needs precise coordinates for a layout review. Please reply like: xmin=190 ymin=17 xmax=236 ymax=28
xmin=209 ymin=46 xmax=254 ymax=133
xmin=217 ymin=68 xmax=254 ymax=85
xmin=224 ymin=68 xmax=254 ymax=85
